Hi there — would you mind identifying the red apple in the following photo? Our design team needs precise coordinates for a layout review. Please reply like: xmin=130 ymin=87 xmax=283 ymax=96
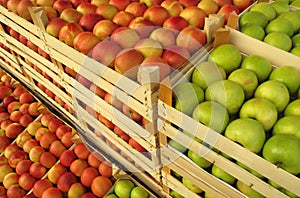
xmin=29 ymin=145 xmax=45 ymax=163
xmin=149 ymin=27 xmax=176 ymax=48
xmin=110 ymin=27 xmax=140 ymax=49
xmin=59 ymin=22 xmax=84 ymax=47
xmin=79 ymin=13 xmax=103 ymax=32
xmin=143 ymin=5 xmax=170 ymax=26
xmin=81 ymin=192 xmax=97 ymax=198
xmin=70 ymin=158 xmax=89 ymax=177
xmin=15 ymin=159 xmax=32 ymax=175
xmin=74 ymin=143 xmax=90 ymax=159
xmin=1 ymin=119 xmax=12 ymax=131
xmin=60 ymin=8 xmax=83 ymax=23
xmin=0 ymin=156 xmax=8 ymax=166
xmin=7 ymin=101 xmax=21 ymax=113
xmin=47 ymin=163 xmax=67 ymax=184
xmin=60 ymin=149 xmax=76 ymax=167
xmin=179 ymin=6 xmax=207 ymax=28
xmin=6 ymin=184 xmax=26 ymax=198
xmin=163 ymin=15 xmax=188 ymax=32
xmin=5 ymin=123 xmax=23 ymax=139
xmin=8 ymin=149 xmax=28 ymax=168
xmin=89 ymin=83 xmax=106 ymax=99
xmin=39 ymin=151 xmax=57 ymax=168
xmin=129 ymin=137 xmax=147 ymax=152
xmin=179 ymin=0 xmax=200 ymax=7
xmin=40 ymin=132 xmax=57 ymax=149
xmin=122 ymin=103 xmax=143 ymax=122
xmin=2 ymin=95 xmax=16 ymax=108
xmin=15 ymin=131 xmax=32 ymax=148
xmin=19 ymin=103 xmax=30 ymax=115
xmin=18 ymin=34 xmax=28 ymax=45
xmin=0 ymin=136 xmax=11 ymax=153
xmin=128 ymin=17 xmax=155 ymax=38
xmin=49 ymin=140 xmax=67 ymax=157
xmin=27 ymin=121 xmax=42 ymax=136
xmin=112 ymin=10 xmax=135 ymax=27
xmin=109 ymin=0 xmax=130 ymax=11
xmin=36 ymin=0 xmax=54 ymax=6
xmin=140 ymin=0 xmax=163 ymax=7
xmin=80 ymin=167 xmax=99 ymax=187
xmin=95 ymin=4 xmax=118 ymax=20
xmin=73 ymin=31 xmax=101 ymax=55
xmin=162 ymin=45 xmax=191 ymax=69
xmin=18 ymin=173 xmax=36 ymax=191
xmin=28 ymin=102 xmax=41 ymax=117
xmin=9 ymin=111 xmax=23 ymax=123
xmin=41 ymin=113 xmax=55 ymax=127
xmin=91 ymin=176 xmax=112 ymax=197
xmin=93 ymin=19 xmax=119 ymax=41
xmin=53 ymin=0 xmax=73 ymax=13
xmin=57 ymin=172 xmax=78 ymax=192
xmin=76 ymin=74 xmax=92 ymax=87
xmin=114 ymin=48 xmax=144 ymax=80
xmin=104 ymin=92 xmax=123 ymax=111
xmin=213 ymin=0 xmax=232 ymax=7
xmin=19 ymin=92 xmax=34 ymax=104
xmin=161 ymin=0 xmax=184 ymax=16
xmin=87 ymin=151 xmax=104 ymax=168
xmin=19 ymin=114 xmax=33 ymax=127
xmin=30 ymin=162 xmax=47 ymax=179
xmin=217 ymin=4 xmax=239 ymax=23
xmin=61 ymin=131 xmax=74 ymax=148
xmin=42 ymin=187 xmax=63 ymax=198
xmin=46 ymin=18 xmax=68 ymax=38
xmin=16 ymin=0 xmax=34 ymax=21
xmin=232 ymin=0 xmax=252 ymax=11
xmin=27 ymin=40 xmax=38 ymax=52
xmin=68 ymin=183 xmax=86 ymax=198
xmin=134 ymin=38 xmax=164 ymax=58
xmin=32 ymin=178 xmax=53 ymax=197
xmin=125 ymin=2 xmax=147 ymax=17
xmin=35 ymin=127 xmax=50 ymax=141
xmin=7 ymin=0 xmax=21 ymax=13
xmin=98 ymin=114 xmax=115 ymax=130
xmin=91 ymin=0 xmax=108 ymax=6
xmin=43 ymin=6 xmax=58 ymax=20
xmin=76 ymin=2 xmax=97 ymax=14
xmin=3 ymin=172 xmax=19 ymax=189
xmin=22 ymin=139 xmax=39 ymax=153
xmin=56 ymin=124 xmax=72 ymax=139
xmin=48 ymin=117 xmax=64 ymax=132
xmin=71 ymin=0 xmax=88 ymax=8
xmin=0 ymin=112 xmax=10 ymax=124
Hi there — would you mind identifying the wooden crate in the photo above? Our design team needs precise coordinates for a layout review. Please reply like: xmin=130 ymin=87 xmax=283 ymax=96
xmin=157 ymin=28 xmax=300 ymax=198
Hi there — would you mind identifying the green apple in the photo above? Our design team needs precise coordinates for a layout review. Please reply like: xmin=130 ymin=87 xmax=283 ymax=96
xmin=182 ymin=177 xmax=203 ymax=194
xmin=237 ymin=161 xmax=264 ymax=179
xmin=239 ymin=11 xmax=268 ymax=28
xmin=284 ymin=99 xmax=300 ymax=116
xmin=114 ymin=179 xmax=135 ymax=198
xmin=173 ymin=82 xmax=204 ymax=116
xmin=265 ymin=18 xmax=294 ymax=37
xmin=228 ymin=68 xmax=258 ymax=99
xmin=291 ymin=0 xmax=300 ymax=8
xmin=204 ymin=193 xmax=214 ymax=198
xmin=130 ymin=186 xmax=149 ymax=198
xmin=187 ymin=149 xmax=212 ymax=168
xmin=292 ymin=34 xmax=300 ymax=47
xmin=168 ymin=139 xmax=187 ymax=153
xmin=250 ymin=2 xmax=277 ymax=21
xmin=224 ymin=118 xmax=266 ymax=153
xmin=264 ymin=32 xmax=292 ymax=52
xmin=254 ymin=80 xmax=290 ymax=113
xmin=272 ymin=115 xmax=300 ymax=139
xmin=269 ymin=180 xmax=298 ymax=198
xmin=240 ymin=55 xmax=272 ymax=83
xmin=211 ymin=164 xmax=236 ymax=185
xmin=236 ymin=180 xmax=265 ymax=198
xmin=262 ymin=134 xmax=300 ymax=175
xmin=191 ymin=61 xmax=226 ymax=90
xmin=205 ymin=80 xmax=245 ymax=115
xmin=170 ymin=190 xmax=184 ymax=198
xmin=239 ymin=98 xmax=278 ymax=131
xmin=291 ymin=47 xmax=300 ymax=57
xmin=192 ymin=101 xmax=230 ymax=133
xmin=270 ymin=1 xmax=290 ymax=15
xmin=207 ymin=44 xmax=242 ymax=74
xmin=293 ymin=9 xmax=300 ymax=18
xmin=269 ymin=65 xmax=300 ymax=95
xmin=105 ymin=194 xmax=118 ymax=198
xmin=278 ymin=11 xmax=300 ymax=34
xmin=240 ymin=23 xmax=265 ymax=41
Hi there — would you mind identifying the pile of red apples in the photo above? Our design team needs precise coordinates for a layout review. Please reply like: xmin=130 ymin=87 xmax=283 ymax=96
xmin=0 ymin=69 xmax=116 ymax=198
xmin=1 ymin=0 xmax=254 ymax=81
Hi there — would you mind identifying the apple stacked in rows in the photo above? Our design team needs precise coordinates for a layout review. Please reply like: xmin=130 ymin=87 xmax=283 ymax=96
xmin=170 ymin=43 xmax=300 ymax=197
xmin=239 ymin=2 xmax=300 ymax=56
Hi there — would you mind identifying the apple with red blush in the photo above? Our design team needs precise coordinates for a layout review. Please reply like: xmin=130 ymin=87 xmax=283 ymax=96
xmin=39 ymin=152 xmax=57 ymax=168
xmin=79 ymin=13 xmax=103 ymax=32
xmin=112 ymin=11 xmax=135 ymax=27
xmin=217 ymin=4 xmax=239 ymax=23
xmin=111 ymin=27 xmax=141 ymax=49
xmin=32 ymin=178 xmax=53 ymax=197
xmin=93 ymin=20 xmax=119 ymax=41
xmin=163 ymin=16 xmax=188 ymax=32
xmin=47 ymin=163 xmax=67 ymax=184
xmin=43 ymin=6 xmax=58 ymax=20
xmin=53 ymin=0 xmax=73 ymax=14
xmin=76 ymin=2 xmax=97 ymax=14
xmin=125 ymin=2 xmax=147 ymax=17
xmin=18 ymin=173 xmax=36 ymax=191
xmin=162 ymin=45 xmax=191 ymax=69
xmin=73 ymin=31 xmax=101 ymax=55
xmin=95 ymin=4 xmax=118 ymax=20
xmin=15 ymin=159 xmax=32 ymax=175
xmin=46 ymin=18 xmax=68 ymax=38
xmin=143 ymin=5 xmax=170 ymax=26
xmin=57 ymin=172 xmax=78 ymax=192
xmin=109 ymin=0 xmax=130 ymax=11
xmin=59 ymin=23 xmax=84 ymax=47
xmin=8 ymin=149 xmax=28 ymax=168
xmin=128 ymin=17 xmax=155 ymax=38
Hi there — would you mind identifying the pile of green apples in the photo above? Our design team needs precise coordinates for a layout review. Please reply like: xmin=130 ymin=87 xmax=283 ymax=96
xmin=169 ymin=43 xmax=300 ymax=198
xmin=239 ymin=1 xmax=300 ymax=56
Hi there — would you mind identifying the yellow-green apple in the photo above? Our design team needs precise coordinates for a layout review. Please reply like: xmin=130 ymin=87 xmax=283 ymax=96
xmin=208 ymin=44 xmax=241 ymax=74
xmin=0 ymin=136 xmax=10 ymax=153
xmin=270 ymin=1 xmax=289 ymax=15
xmin=111 ymin=27 xmax=140 ymax=48
xmin=250 ymin=2 xmax=276 ymax=22
xmin=29 ymin=145 xmax=45 ymax=163
xmin=8 ymin=150 xmax=28 ymax=168
xmin=4 ymin=144 xmax=19 ymax=159
xmin=57 ymin=171 xmax=78 ymax=192
xmin=114 ymin=48 xmax=144 ymax=80
xmin=10 ymin=111 xmax=22 ymax=123
xmin=211 ymin=164 xmax=236 ymax=185
xmin=239 ymin=97 xmax=278 ymax=131
xmin=60 ymin=149 xmax=76 ymax=167
xmin=140 ymin=0 xmax=163 ymax=7
xmin=0 ymin=164 xmax=13 ymax=182
xmin=128 ymin=17 xmax=155 ymax=38
xmin=16 ymin=0 xmax=34 ymax=21
xmin=6 ymin=184 xmax=26 ymax=198
xmin=39 ymin=151 xmax=56 ymax=168
xmin=173 ymin=82 xmax=204 ymax=116
xmin=42 ymin=187 xmax=63 ymax=198
xmin=176 ymin=26 xmax=207 ymax=54
xmin=109 ymin=0 xmax=130 ymax=11
xmin=292 ymin=34 xmax=300 ymax=47
xmin=79 ymin=13 xmax=103 ymax=32
xmin=33 ymin=178 xmax=53 ymax=197
xmin=81 ymin=167 xmax=99 ymax=187
xmin=40 ymin=132 xmax=57 ymax=149
xmin=254 ymin=80 xmax=290 ymax=113
xmin=264 ymin=32 xmax=292 ymax=51
xmin=19 ymin=92 xmax=34 ymax=104
xmin=112 ymin=11 xmax=135 ymax=27
xmin=114 ymin=179 xmax=135 ymax=198
xmin=34 ymin=127 xmax=50 ymax=141
xmin=217 ymin=4 xmax=240 ymax=24
xmin=76 ymin=2 xmax=97 ymax=14
xmin=237 ymin=161 xmax=264 ymax=179
xmin=228 ymin=68 xmax=258 ymax=99
xmin=225 ymin=118 xmax=266 ymax=153
xmin=187 ymin=149 xmax=212 ymax=168
xmin=129 ymin=137 xmax=147 ymax=152
xmin=263 ymin=134 xmax=300 ymax=174
xmin=140 ymin=56 xmax=171 ymax=81
xmin=125 ymin=2 xmax=147 ymax=17
xmin=269 ymin=66 xmax=300 ymax=95
xmin=233 ymin=0 xmax=253 ymax=12
xmin=134 ymin=38 xmax=164 ymax=58
xmin=162 ymin=45 xmax=190 ymax=69
xmin=266 ymin=18 xmax=294 ymax=37
xmin=284 ymin=99 xmax=300 ymax=117
xmin=18 ymin=173 xmax=36 ymax=191
xmin=3 ymin=172 xmax=19 ymax=189
xmin=143 ymin=5 xmax=170 ymax=26
xmin=236 ymin=180 xmax=265 ymax=198
xmin=163 ymin=16 xmax=188 ymax=32
xmin=74 ymin=143 xmax=90 ymax=159
xmin=7 ymin=101 xmax=21 ymax=113
xmin=49 ymin=140 xmax=67 ymax=157
xmin=73 ymin=32 xmax=101 ymax=55
xmin=240 ymin=23 xmax=265 ymax=41
xmin=180 ymin=6 xmax=207 ymax=28
xmin=59 ymin=23 xmax=84 ymax=47
xmin=239 ymin=11 xmax=268 ymax=28
xmin=182 ymin=177 xmax=203 ymax=194
xmin=68 ymin=183 xmax=86 ymax=198
xmin=291 ymin=46 xmax=300 ymax=56
xmin=197 ymin=0 xmax=219 ymax=15
xmin=5 ymin=123 xmax=23 ymax=139
xmin=131 ymin=186 xmax=149 ymax=198
xmin=278 ymin=11 xmax=300 ymax=34
xmin=91 ymin=176 xmax=113 ymax=197
xmin=46 ymin=18 xmax=68 ymax=38
xmin=15 ymin=131 xmax=32 ymax=148
xmin=43 ymin=6 xmax=58 ymax=20
xmin=7 ymin=0 xmax=21 ymax=13
xmin=272 ymin=115 xmax=300 ymax=139
xmin=193 ymin=100 xmax=229 ymax=133
xmin=149 ymin=27 xmax=176 ymax=48
xmin=206 ymin=80 xmax=245 ymax=114
xmin=47 ymin=163 xmax=67 ymax=184
xmin=92 ymin=40 xmax=119 ymax=66
xmin=22 ymin=139 xmax=39 ymax=153
xmin=61 ymin=131 xmax=73 ymax=148
xmin=161 ymin=0 xmax=184 ymax=16
xmin=170 ymin=190 xmax=184 ymax=198
xmin=240 ymin=55 xmax=272 ymax=83
xmin=53 ymin=0 xmax=73 ymax=13
xmin=95 ymin=4 xmax=118 ymax=20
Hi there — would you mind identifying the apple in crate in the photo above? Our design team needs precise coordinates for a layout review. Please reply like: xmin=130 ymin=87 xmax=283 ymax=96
xmin=68 ymin=183 xmax=86 ymax=198
xmin=8 ymin=150 xmax=28 ymax=168
xmin=4 ymin=145 xmax=20 ymax=160
xmin=59 ymin=23 xmax=84 ymax=47
xmin=239 ymin=11 xmax=268 ymax=29
xmin=237 ymin=180 xmax=265 ymax=198
xmin=93 ymin=20 xmax=119 ymax=41
xmin=47 ymin=163 xmax=67 ymax=184
xmin=114 ymin=179 xmax=135 ymax=198
xmin=53 ymin=0 xmax=73 ymax=13
xmin=46 ymin=18 xmax=68 ymax=38
xmin=161 ymin=0 xmax=183 ymax=17
xmin=76 ymin=2 xmax=97 ymax=14
xmin=134 ymin=38 xmax=164 ymax=58
xmin=150 ymin=27 xmax=176 ymax=48
xmin=5 ymin=123 xmax=23 ymax=139
xmin=57 ymin=172 xmax=78 ymax=192
xmin=163 ymin=16 xmax=189 ymax=32
xmin=16 ymin=0 xmax=34 ymax=21
xmin=3 ymin=172 xmax=19 ymax=189
xmin=91 ymin=0 xmax=109 ymax=6
xmin=112 ymin=11 xmax=135 ymax=27
xmin=60 ymin=8 xmax=83 ymax=23
xmin=180 ymin=6 xmax=207 ymax=28
xmin=91 ymin=176 xmax=112 ymax=197
xmin=140 ymin=56 xmax=171 ymax=82
xmin=111 ymin=27 xmax=141 ymax=49
xmin=125 ymin=2 xmax=147 ymax=17
xmin=73 ymin=32 xmax=101 ymax=55
xmin=162 ymin=45 xmax=190 ymax=69
xmin=143 ymin=5 xmax=170 ymax=26
xmin=264 ymin=32 xmax=292 ymax=52
xmin=197 ymin=0 xmax=219 ymax=15
xmin=128 ymin=17 xmax=155 ymax=38
xmin=95 ymin=4 xmax=118 ymax=20
xmin=6 ymin=185 xmax=26 ymax=198
xmin=0 ymin=136 xmax=10 ymax=153
xmin=79 ymin=13 xmax=103 ymax=32
xmin=32 ymin=178 xmax=53 ymax=197
xmin=18 ymin=172 xmax=36 ymax=191
xmin=81 ymin=167 xmax=99 ymax=187
xmin=43 ymin=6 xmax=58 ymax=20
xmin=22 ymin=139 xmax=39 ymax=153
